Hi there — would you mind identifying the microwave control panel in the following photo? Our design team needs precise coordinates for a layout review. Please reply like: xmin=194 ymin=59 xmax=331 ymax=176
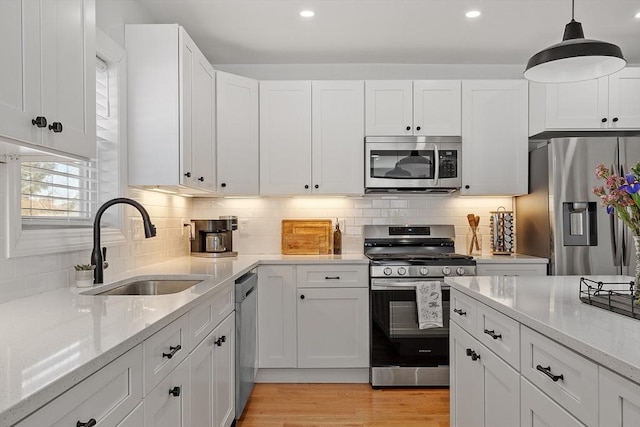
xmin=439 ymin=151 xmax=458 ymax=178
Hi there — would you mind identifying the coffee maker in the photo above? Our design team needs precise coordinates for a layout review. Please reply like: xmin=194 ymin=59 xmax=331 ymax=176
xmin=190 ymin=216 xmax=238 ymax=257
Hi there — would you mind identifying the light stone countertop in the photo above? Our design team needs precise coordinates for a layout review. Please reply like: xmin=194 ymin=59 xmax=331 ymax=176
xmin=473 ymin=253 xmax=549 ymax=263
xmin=0 ymin=254 xmax=368 ymax=426
xmin=445 ymin=275 xmax=640 ymax=384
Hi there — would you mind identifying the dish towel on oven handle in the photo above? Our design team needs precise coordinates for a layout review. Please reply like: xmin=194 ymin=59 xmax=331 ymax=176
xmin=415 ymin=281 xmax=443 ymax=329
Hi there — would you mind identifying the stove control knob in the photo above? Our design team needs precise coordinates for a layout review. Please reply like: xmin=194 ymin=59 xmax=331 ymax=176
xmin=397 ymin=267 xmax=407 ymax=276
xmin=456 ymin=267 xmax=466 ymax=276
xmin=442 ymin=267 xmax=451 ymax=276
xmin=383 ymin=267 xmax=393 ymax=276
xmin=419 ymin=267 xmax=429 ymax=276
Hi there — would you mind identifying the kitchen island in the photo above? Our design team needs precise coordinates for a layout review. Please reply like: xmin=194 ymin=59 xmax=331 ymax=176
xmin=446 ymin=275 xmax=640 ymax=427
xmin=0 ymin=254 xmax=367 ymax=427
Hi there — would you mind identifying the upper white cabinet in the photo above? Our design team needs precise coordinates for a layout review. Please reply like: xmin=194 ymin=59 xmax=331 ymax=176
xmin=365 ymin=80 xmax=461 ymax=136
xmin=461 ymin=80 xmax=528 ymax=196
xmin=529 ymin=67 xmax=640 ymax=135
xmin=260 ymin=80 xmax=364 ymax=195
xmin=0 ymin=0 xmax=96 ymax=159
xmin=216 ymin=71 xmax=259 ymax=196
xmin=127 ymin=24 xmax=216 ymax=194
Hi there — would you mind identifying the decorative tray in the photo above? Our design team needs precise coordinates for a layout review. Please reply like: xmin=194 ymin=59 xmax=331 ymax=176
xmin=579 ymin=277 xmax=639 ymax=320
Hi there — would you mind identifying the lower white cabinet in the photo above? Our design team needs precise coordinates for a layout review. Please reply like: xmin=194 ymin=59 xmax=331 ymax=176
xmin=116 ymin=402 xmax=144 ymax=427
xmin=599 ymin=367 xmax=640 ymax=427
xmin=14 ymin=345 xmax=143 ymax=427
xmin=258 ymin=263 xmax=369 ymax=372
xmin=521 ymin=377 xmax=584 ymax=427
xmin=190 ymin=313 xmax=236 ymax=427
xmin=144 ymin=358 xmax=191 ymax=427
xmin=450 ymin=322 xmax=519 ymax=427
xmin=476 ymin=262 xmax=547 ymax=276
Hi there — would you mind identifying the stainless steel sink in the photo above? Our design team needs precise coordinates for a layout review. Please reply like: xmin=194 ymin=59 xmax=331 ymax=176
xmin=83 ymin=275 xmax=205 ymax=296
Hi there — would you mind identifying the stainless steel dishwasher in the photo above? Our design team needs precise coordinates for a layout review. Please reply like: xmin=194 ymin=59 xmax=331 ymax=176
xmin=235 ymin=270 xmax=258 ymax=419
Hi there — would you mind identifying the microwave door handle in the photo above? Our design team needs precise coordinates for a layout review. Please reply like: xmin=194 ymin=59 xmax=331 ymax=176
xmin=434 ymin=145 xmax=440 ymax=182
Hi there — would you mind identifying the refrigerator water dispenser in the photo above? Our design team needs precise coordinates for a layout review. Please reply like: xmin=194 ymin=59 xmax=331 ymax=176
xmin=563 ymin=202 xmax=598 ymax=246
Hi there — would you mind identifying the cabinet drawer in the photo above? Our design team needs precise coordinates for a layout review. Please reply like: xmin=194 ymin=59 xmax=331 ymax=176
xmin=144 ymin=314 xmax=189 ymax=394
xmin=296 ymin=264 xmax=368 ymax=288
xmin=450 ymin=289 xmax=477 ymax=335
xmin=476 ymin=303 xmax=520 ymax=370
xmin=188 ymin=280 xmax=234 ymax=351
xmin=144 ymin=358 xmax=190 ymax=427
xmin=15 ymin=345 xmax=143 ymax=427
xmin=521 ymin=326 xmax=597 ymax=426
xmin=521 ymin=377 xmax=585 ymax=427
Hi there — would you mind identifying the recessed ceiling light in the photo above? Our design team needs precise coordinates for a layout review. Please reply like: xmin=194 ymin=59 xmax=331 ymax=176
xmin=635 ymin=12 xmax=640 ymax=18
xmin=300 ymin=10 xmax=315 ymax=18
xmin=465 ymin=10 xmax=481 ymax=18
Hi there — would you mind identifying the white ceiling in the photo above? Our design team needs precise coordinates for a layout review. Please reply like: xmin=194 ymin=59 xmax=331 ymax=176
xmin=136 ymin=0 xmax=640 ymax=67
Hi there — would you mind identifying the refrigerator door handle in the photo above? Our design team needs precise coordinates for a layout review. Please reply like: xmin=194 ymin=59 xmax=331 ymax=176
xmin=611 ymin=215 xmax=623 ymax=267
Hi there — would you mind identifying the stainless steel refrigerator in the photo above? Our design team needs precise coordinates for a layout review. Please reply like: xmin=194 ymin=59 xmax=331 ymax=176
xmin=515 ymin=137 xmax=640 ymax=276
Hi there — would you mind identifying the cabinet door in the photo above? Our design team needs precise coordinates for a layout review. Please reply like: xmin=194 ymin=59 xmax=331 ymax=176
xmin=450 ymin=322 xmax=483 ymax=427
xmin=365 ymin=80 xmax=413 ymax=135
xmin=608 ymin=67 xmax=640 ymax=129
xmin=116 ymin=403 xmax=144 ymax=427
xmin=0 ymin=0 xmax=41 ymax=145
xmin=296 ymin=287 xmax=369 ymax=368
xmin=144 ymin=359 xmax=191 ymax=427
xmin=179 ymin=28 xmax=197 ymax=188
xmin=461 ymin=80 xmax=528 ymax=196
xmin=190 ymin=313 xmax=235 ymax=427
xmin=260 ymin=81 xmax=312 ymax=195
xmin=41 ymin=0 xmax=95 ymax=158
xmin=413 ymin=80 xmax=461 ymax=136
xmin=545 ymin=78 xmax=608 ymax=129
xmin=599 ymin=368 xmax=640 ymax=427
xmin=216 ymin=71 xmax=259 ymax=195
xmin=312 ymin=80 xmax=365 ymax=195
xmin=480 ymin=335 xmax=520 ymax=427
xmin=521 ymin=377 xmax=585 ymax=427
xmin=257 ymin=265 xmax=297 ymax=368
xmin=192 ymin=48 xmax=216 ymax=191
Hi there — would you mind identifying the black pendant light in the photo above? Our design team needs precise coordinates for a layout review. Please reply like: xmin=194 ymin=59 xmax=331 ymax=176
xmin=524 ymin=0 xmax=626 ymax=83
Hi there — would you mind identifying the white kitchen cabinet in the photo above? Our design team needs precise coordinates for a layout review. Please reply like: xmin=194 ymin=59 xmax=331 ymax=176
xmin=476 ymin=262 xmax=547 ymax=276
xmin=311 ymin=80 xmax=365 ymax=195
xmin=188 ymin=280 xmax=234 ymax=353
xmin=144 ymin=359 xmax=191 ymax=427
xmin=260 ymin=80 xmax=364 ymax=195
xmin=461 ymin=80 xmax=528 ymax=196
xmin=127 ymin=24 xmax=216 ymax=194
xmin=216 ymin=71 xmax=259 ymax=195
xmin=116 ymin=403 xmax=144 ymax=427
xmin=257 ymin=265 xmax=297 ymax=368
xmin=521 ymin=377 xmax=585 ymax=427
xmin=0 ymin=0 xmax=96 ymax=159
xmin=14 ymin=344 xmax=142 ymax=427
xmin=190 ymin=313 xmax=235 ymax=427
xmin=599 ymin=367 xmax=640 ymax=427
xmin=449 ymin=322 xmax=520 ymax=427
xmin=143 ymin=313 xmax=189 ymax=395
xmin=297 ymin=287 xmax=369 ymax=368
xmin=529 ymin=67 xmax=640 ymax=134
xmin=365 ymin=80 xmax=461 ymax=136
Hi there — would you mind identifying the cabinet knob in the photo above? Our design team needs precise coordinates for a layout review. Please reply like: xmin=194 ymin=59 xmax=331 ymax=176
xmin=304 ymin=185 xmax=309 ymax=189
xmin=31 ymin=116 xmax=47 ymax=128
xmin=221 ymin=182 xmax=227 ymax=188
xmin=612 ymin=117 xmax=619 ymax=123
xmin=464 ymin=185 xmax=470 ymax=189
xmin=314 ymin=184 xmax=319 ymax=189
xmin=406 ymin=126 xmax=411 ymax=131
xmin=300 ymin=294 xmax=305 ymax=300
xmin=601 ymin=118 xmax=608 ymax=123
xmin=76 ymin=419 xmax=97 ymax=427
xmin=198 ymin=177 xmax=204 ymax=182
xmin=416 ymin=126 xmax=421 ymax=131
xmin=48 ymin=122 xmax=63 ymax=133
xmin=184 ymin=172 xmax=191 ymax=178
xmin=169 ymin=386 xmax=181 ymax=397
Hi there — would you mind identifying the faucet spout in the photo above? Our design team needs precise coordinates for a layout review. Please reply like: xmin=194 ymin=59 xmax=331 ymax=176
xmin=92 ymin=198 xmax=157 ymax=284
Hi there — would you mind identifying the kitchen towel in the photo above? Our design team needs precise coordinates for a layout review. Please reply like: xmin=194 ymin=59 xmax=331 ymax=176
xmin=415 ymin=281 xmax=443 ymax=329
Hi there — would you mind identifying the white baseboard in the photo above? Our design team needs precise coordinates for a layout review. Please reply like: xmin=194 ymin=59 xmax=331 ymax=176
xmin=255 ymin=368 xmax=369 ymax=383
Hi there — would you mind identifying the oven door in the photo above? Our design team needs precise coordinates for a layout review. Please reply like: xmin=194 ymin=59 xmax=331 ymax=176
xmin=365 ymin=138 xmax=461 ymax=191
xmin=370 ymin=279 xmax=450 ymax=368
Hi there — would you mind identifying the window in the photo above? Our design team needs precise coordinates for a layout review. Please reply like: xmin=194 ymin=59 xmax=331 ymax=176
xmin=7 ymin=30 xmax=127 ymax=257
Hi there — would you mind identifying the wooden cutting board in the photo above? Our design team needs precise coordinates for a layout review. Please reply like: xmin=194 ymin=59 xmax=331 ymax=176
xmin=281 ymin=219 xmax=332 ymax=255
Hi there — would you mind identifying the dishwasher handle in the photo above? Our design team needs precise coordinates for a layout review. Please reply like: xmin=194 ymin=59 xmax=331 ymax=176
xmin=235 ymin=271 xmax=257 ymax=302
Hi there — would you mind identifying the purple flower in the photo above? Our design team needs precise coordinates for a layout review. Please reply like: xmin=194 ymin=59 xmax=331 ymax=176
xmin=606 ymin=205 xmax=614 ymax=214
xmin=621 ymin=174 xmax=640 ymax=194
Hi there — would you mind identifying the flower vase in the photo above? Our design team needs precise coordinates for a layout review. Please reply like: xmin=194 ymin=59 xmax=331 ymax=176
xmin=634 ymin=236 xmax=640 ymax=303
xmin=75 ymin=270 xmax=94 ymax=288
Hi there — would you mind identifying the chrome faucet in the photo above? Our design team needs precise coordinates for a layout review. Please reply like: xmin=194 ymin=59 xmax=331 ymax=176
xmin=91 ymin=198 xmax=157 ymax=284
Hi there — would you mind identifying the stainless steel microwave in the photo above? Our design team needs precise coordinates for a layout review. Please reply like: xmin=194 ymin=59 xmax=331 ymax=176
xmin=365 ymin=136 xmax=462 ymax=194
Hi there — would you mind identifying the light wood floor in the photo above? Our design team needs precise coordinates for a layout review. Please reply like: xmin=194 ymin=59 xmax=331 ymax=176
xmin=236 ymin=383 xmax=450 ymax=427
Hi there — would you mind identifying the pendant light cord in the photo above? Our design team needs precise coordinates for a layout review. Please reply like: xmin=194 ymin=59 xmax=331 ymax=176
xmin=571 ymin=0 xmax=575 ymax=20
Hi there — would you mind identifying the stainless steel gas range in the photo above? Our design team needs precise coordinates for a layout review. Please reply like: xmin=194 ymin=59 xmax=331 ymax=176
xmin=364 ymin=225 xmax=476 ymax=387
